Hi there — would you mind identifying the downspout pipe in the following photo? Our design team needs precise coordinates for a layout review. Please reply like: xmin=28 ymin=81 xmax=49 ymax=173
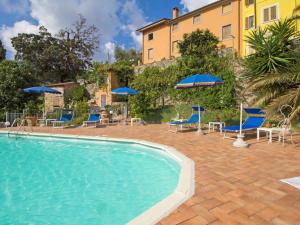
xmin=254 ymin=0 xmax=257 ymax=28
xmin=238 ymin=0 xmax=241 ymax=54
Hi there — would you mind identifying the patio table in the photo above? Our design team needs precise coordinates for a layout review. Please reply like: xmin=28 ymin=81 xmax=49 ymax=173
xmin=208 ymin=121 xmax=225 ymax=134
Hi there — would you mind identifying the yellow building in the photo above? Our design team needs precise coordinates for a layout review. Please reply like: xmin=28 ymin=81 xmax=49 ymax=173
xmin=137 ymin=0 xmax=300 ymax=64
xmin=242 ymin=0 xmax=300 ymax=56
xmin=95 ymin=69 xmax=120 ymax=108
xmin=137 ymin=0 xmax=243 ymax=64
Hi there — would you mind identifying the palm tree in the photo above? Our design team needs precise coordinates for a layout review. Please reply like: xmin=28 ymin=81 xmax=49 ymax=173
xmin=293 ymin=5 xmax=300 ymax=20
xmin=244 ymin=19 xmax=300 ymax=120
xmin=245 ymin=19 xmax=298 ymax=76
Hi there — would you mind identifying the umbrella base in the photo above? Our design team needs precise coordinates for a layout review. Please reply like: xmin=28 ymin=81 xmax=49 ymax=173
xmin=197 ymin=128 xmax=204 ymax=135
xmin=233 ymin=134 xmax=248 ymax=148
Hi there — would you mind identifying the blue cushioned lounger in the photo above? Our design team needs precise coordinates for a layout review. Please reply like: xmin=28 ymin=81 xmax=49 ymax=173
xmin=82 ymin=114 xmax=101 ymax=127
xmin=52 ymin=113 xmax=73 ymax=128
xmin=169 ymin=114 xmax=200 ymax=132
xmin=223 ymin=116 xmax=265 ymax=138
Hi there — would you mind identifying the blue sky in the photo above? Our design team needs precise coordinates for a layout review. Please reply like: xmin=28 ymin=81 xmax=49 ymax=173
xmin=0 ymin=0 xmax=216 ymax=61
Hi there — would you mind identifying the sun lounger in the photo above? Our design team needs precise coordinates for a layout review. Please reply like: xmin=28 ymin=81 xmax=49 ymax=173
xmin=223 ymin=108 xmax=266 ymax=138
xmin=82 ymin=114 xmax=101 ymax=127
xmin=52 ymin=113 xmax=73 ymax=128
xmin=169 ymin=114 xmax=200 ymax=132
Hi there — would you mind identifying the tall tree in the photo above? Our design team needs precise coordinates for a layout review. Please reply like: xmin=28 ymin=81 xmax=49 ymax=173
xmin=0 ymin=39 xmax=6 ymax=61
xmin=57 ymin=15 xmax=99 ymax=81
xmin=176 ymin=29 xmax=236 ymax=109
xmin=177 ymin=29 xmax=220 ymax=73
xmin=114 ymin=47 xmax=141 ymax=65
xmin=0 ymin=60 xmax=37 ymax=113
xmin=11 ymin=15 xmax=99 ymax=83
xmin=112 ymin=47 xmax=141 ymax=86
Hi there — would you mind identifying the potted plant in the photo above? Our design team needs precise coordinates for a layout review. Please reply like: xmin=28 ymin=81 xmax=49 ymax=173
xmin=264 ymin=119 xmax=273 ymax=128
xmin=24 ymin=101 xmax=39 ymax=126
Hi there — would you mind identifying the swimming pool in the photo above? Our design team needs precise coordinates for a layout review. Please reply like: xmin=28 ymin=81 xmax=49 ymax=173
xmin=0 ymin=133 xmax=194 ymax=225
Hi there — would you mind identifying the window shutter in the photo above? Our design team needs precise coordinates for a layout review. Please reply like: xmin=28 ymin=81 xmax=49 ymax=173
xmin=222 ymin=3 xmax=232 ymax=14
xmin=53 ymin=96 xmax=60 ymax=107
xmin=249 ymin=16 xmax=254 ymax=28
xmin=222 ymin=25 xmax=231 ymax=40
xmin=246 ymin=0 xmax=254 ymax=6
xmin=245 ymin=17 xmax=249 ymax=30
xmin=263 ymin=8 xmax=269 ymax=22
xmin=148 ymin=48 xmax=153 ymax=60
xmin=271 ymin=6 xmax=277 ymax=20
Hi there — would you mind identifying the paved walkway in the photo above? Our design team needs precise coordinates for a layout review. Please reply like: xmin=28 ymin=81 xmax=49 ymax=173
xmin=3 ymin=124 xmax=300 ymax=225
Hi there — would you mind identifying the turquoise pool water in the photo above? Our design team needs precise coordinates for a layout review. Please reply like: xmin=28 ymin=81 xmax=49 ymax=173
xmin=0 ymin=135 xmax=180 ymax=225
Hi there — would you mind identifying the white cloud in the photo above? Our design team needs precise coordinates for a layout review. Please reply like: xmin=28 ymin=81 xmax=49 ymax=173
xmin=130 ymin=30 xmax=142 ymax=47
xmin=180 ymin=0 xmax=218 ymax=11
xmin=0 ymin=0 xmax=147 ymax=60
xmin=121 ymin=0 xmax=146 ymax=48
xmin=104 ymin=41 xmax=116 ymax=62
xmin=0 ymin=0 xmax=30 ymax=14
xmin=0 ymin=20 xmax=39 ymax=54
xmin=29 ymin=0 xmax=121 ymax=53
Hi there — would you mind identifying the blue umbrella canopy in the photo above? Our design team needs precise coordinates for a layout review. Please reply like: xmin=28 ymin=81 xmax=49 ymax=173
xmin=112 ymin=87 xmax=138 ymax=95
xmin=23 ymin=86 xmax=61 ymax=94
xmin=175 ymin=74 xmax=224 ymax=89
xmin=175 ymin=74 xmax=224 ymax=135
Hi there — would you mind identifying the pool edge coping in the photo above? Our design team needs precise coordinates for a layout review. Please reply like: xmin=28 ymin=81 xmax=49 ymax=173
xmin=0 ymin=131 xmax=195 ymax=225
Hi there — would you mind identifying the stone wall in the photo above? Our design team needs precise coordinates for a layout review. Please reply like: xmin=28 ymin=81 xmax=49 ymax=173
xmin=44 ymin=82 xmax=78 ymax=113
xmin=134 ymin=58 xmax=177 ymax=74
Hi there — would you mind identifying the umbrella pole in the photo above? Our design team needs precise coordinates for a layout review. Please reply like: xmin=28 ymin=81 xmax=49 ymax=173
xmin=233 ymin=103 xmax=248 ymax=148
xmin=197 ymin=104 xmax=203 ymax=135
xmin=124 ymin=103 xmax=128 ymax=125
xmin=125 ymin=102 xmax=128 ymax=120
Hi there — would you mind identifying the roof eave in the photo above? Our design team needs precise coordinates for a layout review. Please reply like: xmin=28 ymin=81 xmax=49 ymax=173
xmin=136 ymin=18 xmax=170 ymax=32
xmin=170 ymin=0 xmax=223 ymax=23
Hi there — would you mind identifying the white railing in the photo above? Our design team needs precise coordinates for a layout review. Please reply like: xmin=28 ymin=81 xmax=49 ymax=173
xmin=8 ymin=118 xmax=31 ymax=137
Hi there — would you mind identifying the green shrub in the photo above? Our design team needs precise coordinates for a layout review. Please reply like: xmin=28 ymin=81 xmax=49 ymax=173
xmin=73 ymin=101 xmax=89 ymax=124
xmin=128 ymin=29 xmax=237 ymax=119
xmin=138 ymin=105 xmax=240 ymax=125
xmin=0 ymin=110 xmax=5 ymax=121
xmin=72 ymin=114 xmax=88 ymax=125
xmin=65 ymin=86 xmax=90 ymax=107
xmin=24 ymin=100 xmax=40 ymax=116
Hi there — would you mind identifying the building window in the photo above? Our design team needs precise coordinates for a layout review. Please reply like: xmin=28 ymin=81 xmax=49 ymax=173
xmin=172 ymin=22 xmax=179 ymax=32
xmin=148 ymin=33 xmax=153 ymax=41
xmin=172 ymin=41 xmax=178 ymax=54
xmin=101 ymin=95 xmax=107 ymax=107
xmin=245 ymin=0 xmax=254 ymax=5
xmin=247 ymin=45 xmax=255 ymax=55
xmin=193 ymin=14 xmax=201 ymax=24
xmin=263 ymin=5 xmax=278 ymax=23
xmin=222 ymin=24 xmax=232 ymax=40
xmin=222 ymin=2 xmax=232 ymax=14
xmin=53 ymin=96 xmax=60 ymax=107
xmin=245 ymin=15 xmax=255 ymax=29
xmin=148 ymin=48 xmax=153 ymax=60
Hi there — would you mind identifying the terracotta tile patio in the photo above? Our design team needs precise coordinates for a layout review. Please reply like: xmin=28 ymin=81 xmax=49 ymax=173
xmin=2 ymin=124 xmax=300 ymax=225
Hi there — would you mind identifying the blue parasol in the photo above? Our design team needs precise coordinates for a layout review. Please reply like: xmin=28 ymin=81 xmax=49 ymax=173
xmin=112 ymin=87 xmax=138 ymax=95
xmin=23 ymin=86 xmax=61 ymax=94
xmin=23 ymin=86 xmax=62 ymax=119
xmin=175 ymin=74 xmax=224 ymax=89
xmin=175 ymin=74 xmax=224 ymax=134
xmin=112 ymin=87 xmax=138 ymax=119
